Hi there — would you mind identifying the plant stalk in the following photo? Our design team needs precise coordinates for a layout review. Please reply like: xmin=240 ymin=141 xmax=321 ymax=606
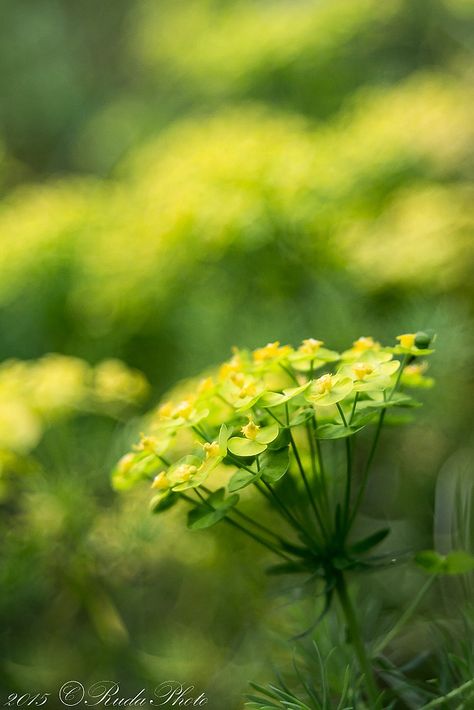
xmin=336 ymin=574 xmax=379 ymax=708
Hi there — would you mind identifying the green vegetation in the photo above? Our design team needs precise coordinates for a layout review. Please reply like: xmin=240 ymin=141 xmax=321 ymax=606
xmin=0 ymin=0 xmax=473 ymax=706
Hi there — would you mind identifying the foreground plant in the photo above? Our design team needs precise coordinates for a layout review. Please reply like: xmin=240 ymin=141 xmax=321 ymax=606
xmin=113 ymin=330 xmax=473 ymax=707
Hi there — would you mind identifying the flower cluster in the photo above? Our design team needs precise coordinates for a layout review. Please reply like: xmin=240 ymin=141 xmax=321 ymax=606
xmin=0 ymin=355 xmax=149 ymax=457
xmin=113 ymin=333 xmax=434 ymax=516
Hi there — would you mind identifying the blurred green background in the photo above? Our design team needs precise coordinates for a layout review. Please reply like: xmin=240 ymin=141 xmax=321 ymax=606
xmin=0 ymin=0 xmax=473 ymax=706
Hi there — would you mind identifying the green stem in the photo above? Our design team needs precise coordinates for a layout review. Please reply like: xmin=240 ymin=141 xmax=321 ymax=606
xmin=157 ymin=453 xmax=171 ymax=467
xmin=337 ymin=403 xmax=353 ymax=532
xmin=279 ymin=363 xmax=299 ymax=386
xmin=287 ymin=411 xmax=328 ymax=541
xmin=189 ymin=490 xmax=293 ymax=561
xmin=349 ymin=392 xmax=359 ymax=424
xmin=373 ymin=576 xmax=436 ymax=656
xmin=312 ymin=412 xmax=331 ymax=515
xmin=336 ymin=574 xmax=379 ymax=707
xmin=336 ymin=403 xmax=348 ymax=428
xmin=346 ymin=409 xmax=385 ymax=534
xmin=347 ymin=354 xmax=409 ymax=534
xmin=260 ymin=481 xmax=319 ymax=551
xmin=200 ymin=485 xmax=283 ymax=543
xmin=265 ymin=407 xmax=284 ymax=427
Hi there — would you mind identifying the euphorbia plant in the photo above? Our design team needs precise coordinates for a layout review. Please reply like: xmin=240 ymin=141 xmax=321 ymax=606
xmin=113 ymin=330 xmax=473 ymax=706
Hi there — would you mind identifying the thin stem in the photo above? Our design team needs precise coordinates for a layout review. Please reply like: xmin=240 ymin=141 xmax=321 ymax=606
xmin=349 ymin=392 xmax=359 ymax=424
xmin=346 ymin=354 xmax=409 ymax=534
xmin=390 ymin=353 xmax=408 ymax=398
xmin=265 ymin=407 xmax=284 ymax=427
xmin=336 ymin=403 xmax=348 ymax=428
xmin=336 ymin=574 xmax=379 ymax=707
xmin=373 ymin=576 xmax=436 ymax=656
xmin=192 ymin=425 xmax=211 ymax=443
xmin=157 ymin=453 xmax=171 ymax=467
xmin=279 ymin=363 xmax=299 ymax=386
xmin=306 ymin=420 xmax=331 ymax=534
xmin=312 ymin=412 xmax=331 ymax=515
xmin=346 ymin=409 xmax=385 ymax=533
xmin=186 ymin=491 xmax=293 ymax=561
xmin=200 ymin=485 xmax=283 ymax=543
xmin=286 ymin=405 xmax=328 ymax=541
xmin=261 ymin=480 xmax=319 ymax=551
xmin=337 ymin=403 xmax=353 ymax=532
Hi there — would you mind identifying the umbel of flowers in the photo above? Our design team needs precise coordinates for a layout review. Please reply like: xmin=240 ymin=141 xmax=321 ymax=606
xmin=112 ymin=331 xmax=471 ymax=705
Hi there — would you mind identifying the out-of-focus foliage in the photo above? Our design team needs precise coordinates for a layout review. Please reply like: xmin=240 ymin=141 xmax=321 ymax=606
xmin=0 ymin=0 xmax=473 ymax=705
xmin=132 ymin=0 xmax=473 ymax=118
xmin=0 ymin=73 xmax=472 ymax=383
xmin=0 ymin=354 xmax=148 ymax=503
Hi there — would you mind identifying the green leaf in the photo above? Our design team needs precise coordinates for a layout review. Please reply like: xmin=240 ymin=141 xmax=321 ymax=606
xmin=415 ymin=550 xmax=445 ymax=574
xmin=149 ymin=490 xmax=178 ymax=513
xmin=260 ymin=447 xmax=290 ymax=483
xmin=255 ymin=422 xmax=279 ymax=444
xmin=267 ymin=427 xmax=290 ymax=450
xmin=259 ymin=382 xmax=310 ymax=408
xmin=227 ymin=437 xmax=267 ymax=456
xmin=218 ymin=423 xmax=231 ymax=455
xmin=207 ymin=487 xmax=239 ymax=509
xmin=359 ymin=393 xmax=421 ymax=410
xmin=445 ymin=551 xmax=474 ymax=574
xmin=415 ymin=549 xmax=474 ymax=575
xmin=228 ymin=468 xmax=262 ymax=492
xmin=350 ymin=528 xmax=390 ymax=554
xmin=315 ymin=423 xmax=355 ymax=439
xmin=288 ymin=408 xmax=314 ymax=427
xmin=187 ymin=489 xmax=239 ymax=530
xmin=187 ymin=505 xmax=227 ymax=530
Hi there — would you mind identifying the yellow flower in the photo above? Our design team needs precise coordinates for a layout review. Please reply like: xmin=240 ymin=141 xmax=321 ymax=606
xmin=396 ymin=333 xmax=416 ymax=349
xmin=203 ymin=441 xmax=220 ymax=459
xmin=219 ymin=354 xmax=243 ymax=380
xmin=300 ymin=338 xmax=323 ymax=355
xmin=352 ymin=362 xmax=374 ymax=380
xmin=134 ymin=433 xmax=160 ymax=453
xmin=116 ymin=452 xmax=135 ymax=476
xmin=172 ymin=400 xmax=195 ymax=419
xmin=173 ymin=463 xmax=198 ymax=481
xmin=352 ymin=336 xmax=378 ymax=352
xmin=197 ymin=376 xmax=215 ymax=394
xmin=157 ymin=402 xmax=174 ymax=419
xmin=241 ymin=419 xmax=260 ymax=440
xmin=315 ymin=373 xmax=333 ymax=394
xmin=151 ymin=471 xmax=169 ymax=490
xmin=230 ymin=372 xmax=246 ymax=387
xmin=238 ymin=381 xmax=257 ymax=398
xmin=253 ymin=341 xmax=290 ymax=362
